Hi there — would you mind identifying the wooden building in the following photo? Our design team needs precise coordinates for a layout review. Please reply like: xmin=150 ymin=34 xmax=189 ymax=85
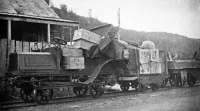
xmin=0 ymin=0 xmax=79 ymax=77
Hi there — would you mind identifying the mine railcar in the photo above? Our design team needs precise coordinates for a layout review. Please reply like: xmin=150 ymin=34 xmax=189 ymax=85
xmin=3 ymin=24 xmax=168 ymax=104
xmin=168 ymin=60 xmax=200 ymax=87
xmin=118 ymin=44 xmax=168 ymax=92
xmin=5 ymin=25 xmax=131 ymax=104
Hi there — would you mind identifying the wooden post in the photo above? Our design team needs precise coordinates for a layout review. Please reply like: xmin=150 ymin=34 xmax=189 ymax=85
xmin=77 ymin=25 xmax=79 ymax=29
xmin=7 ymin=20 xmax=11 ymax=70
xmin=70 ymin=28 xmax=72 ymax=47
xmin=0 ymin=39 xmax=7 ymax=77
xmin=47 ymin=24 xmax=50 ymax=42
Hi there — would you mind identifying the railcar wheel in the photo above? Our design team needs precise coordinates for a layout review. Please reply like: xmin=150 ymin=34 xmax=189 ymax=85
xmin=161 ymin=78 xmax=168 ymax=87
xmin=139 ymin=84 xmax=148 ymax=92
xmin=73 ymin=86 xmax=88 ymax=97
xmin=131 ymin=82 xmax=140 ymax=91
xmin=169 ymin=75 xmax=177 ymax=86
xmin=120 ymin=82 xmax=129 ymax=92
xmin=171 ymin=75 xmax=182 ymax=87
xmin=20 ymin=88 xmax=33 ymax=102
xmin=33 ymin=89 xmax=53 ymax=104
xmin=134 ymin=84 xmax=140 ymax=91
xmin=151 ymin=84 xmax=159 ymax=91
xmin=89 ymin=85 xmax=104 ymax=98
xmin=187 ymin=73 xmax=196 ymax=86
xmin=106 ymin=75 xmax=117 ymax=86
xmin=177 ymin=75 xmax=186 ymax=87
xmin=178 ymin=80 xmax=186 ymax=87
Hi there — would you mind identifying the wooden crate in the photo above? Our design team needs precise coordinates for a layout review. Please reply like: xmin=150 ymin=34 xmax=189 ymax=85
xmin=72 ymin=39 xmax=96 ymax=50
xmin=139 ymin=49 xmax=150 ymax=63
xmin=139 ymin=49 xmax=159 ymax=63
xmin=139 ymin=49 xmax=161 ymax=74
xmin=61 ymin=57 xmax=85 ymax=69
xmin=62 ymin=47 xmax=83 ymax=57
xmin=73 ymin=29 xmax=102 ymax=44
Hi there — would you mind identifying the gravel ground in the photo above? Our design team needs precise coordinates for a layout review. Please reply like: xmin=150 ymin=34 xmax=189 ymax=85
xmin=10 ymin=84 xmax=200 ymax=111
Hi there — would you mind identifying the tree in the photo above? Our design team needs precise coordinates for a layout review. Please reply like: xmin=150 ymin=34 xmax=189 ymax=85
xmin=60 ymin=4 xmax=68 ymax=19
xmin=50 ymin=1 xmax=54 ymax=7
xmin=88 ymin=9 xmax=92 ymax=18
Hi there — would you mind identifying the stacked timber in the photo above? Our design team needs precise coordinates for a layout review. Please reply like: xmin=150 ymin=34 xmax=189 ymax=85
xmin=72 ymin=28 xmax=102 ymax=50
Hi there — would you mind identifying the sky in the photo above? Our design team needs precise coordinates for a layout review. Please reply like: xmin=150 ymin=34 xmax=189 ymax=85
xmin=51 ymin=0 xmax=200 ymax=39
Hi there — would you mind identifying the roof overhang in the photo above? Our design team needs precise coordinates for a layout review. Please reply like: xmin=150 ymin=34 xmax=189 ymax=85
xmin=0 ymin=13 xmax=79 ymax=27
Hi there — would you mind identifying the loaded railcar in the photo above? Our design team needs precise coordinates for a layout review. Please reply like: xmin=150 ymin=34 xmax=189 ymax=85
xmin=118 ymin=43 xmax=168 ymax=92
xmin=0 ymin=0 xmax=173 ymax=105
xmin=1 ymin=24 xmax=169 ymax=104
xmin=4 ymin=23 xmax=200 ymax=105
xmin=166 ymin=48 xmax=200 ymax=87
xmin=4 ymin=25 xmax=133 ymax=104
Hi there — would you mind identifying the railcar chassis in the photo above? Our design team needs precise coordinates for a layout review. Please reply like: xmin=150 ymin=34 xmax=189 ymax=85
xmin=168 ymin=60 xmax=200 ymax=87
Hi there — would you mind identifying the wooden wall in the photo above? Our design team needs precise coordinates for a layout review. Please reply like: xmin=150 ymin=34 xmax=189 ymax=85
xmin=11 ymin=21 xmax=47 ymax=42
xmin=0 ymin=21 xmax=77 ymax=78
xmin=10 ymin=40 xmax=49 ymax=53
xmin=50 ymin=25 xmax=78 ymax=43
xmin=0 ymin=39 xmax=7 ymax=77
xmin=50 ymin=25 xmax=61 ymax=42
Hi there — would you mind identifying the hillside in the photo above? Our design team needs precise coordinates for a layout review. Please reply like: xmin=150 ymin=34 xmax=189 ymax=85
xmin=52 ymin=5 xmax=200 ymax=58
xmin=120 ymin=29 xmax=200 ymax=55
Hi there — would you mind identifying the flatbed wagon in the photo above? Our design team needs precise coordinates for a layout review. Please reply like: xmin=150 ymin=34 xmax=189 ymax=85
xmin=168 ymin=60 xmax=200 ymax=87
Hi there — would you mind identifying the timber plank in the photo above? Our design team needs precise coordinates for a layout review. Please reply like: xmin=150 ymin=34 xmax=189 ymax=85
xmin=16 ymin=41 xmax=23 ymax=53
xmin=11 ymin=40 xmax=15 ymax=53
xmin=23 ymin=42 xmax=29 ymax=52
xmin=0 ymin=39 xmax=7 ymax=77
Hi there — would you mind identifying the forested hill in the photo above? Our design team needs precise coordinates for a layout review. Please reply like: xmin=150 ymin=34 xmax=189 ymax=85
xmin=52 ymin=5 xmax=200 ymax=58
xmin=120 ymin=29 xmax=200 ymax=55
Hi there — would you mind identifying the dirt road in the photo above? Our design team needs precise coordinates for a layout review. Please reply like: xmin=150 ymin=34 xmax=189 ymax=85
xmin=14 ymin=84 xmax=200 ymax=111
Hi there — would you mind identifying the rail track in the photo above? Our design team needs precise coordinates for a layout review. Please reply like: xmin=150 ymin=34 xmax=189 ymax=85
xmin=1 ymin=84 xmax=198 ymax=111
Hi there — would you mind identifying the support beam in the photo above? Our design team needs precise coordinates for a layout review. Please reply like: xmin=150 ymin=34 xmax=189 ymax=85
xmin=70 ymin=28 xmax=72 ymax=47
xmin=47 ymin=24 xmax=50 ymax=42
xmin=0 ymin=15 xmax=79 ymax=27
xmin=7 ymin=20 xmax=11 ymax=69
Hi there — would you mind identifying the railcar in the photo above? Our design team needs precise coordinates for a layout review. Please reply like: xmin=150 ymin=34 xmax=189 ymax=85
xmin=1 ymin=25 xmax=168 ymax=104
xmin=168 ymin=60 xmax=200 ymax=87
xmin=165 ymin=47 xmax=200 ymax=87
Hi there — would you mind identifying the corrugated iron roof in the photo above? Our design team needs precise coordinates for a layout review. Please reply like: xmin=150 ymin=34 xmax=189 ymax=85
xmin=0 ymin=0 xmax=79 ymax=26
xmin=0 ymin=13 xmax=79 ymax=26
xmin=0 ymin=0 xmax=59 ymax=19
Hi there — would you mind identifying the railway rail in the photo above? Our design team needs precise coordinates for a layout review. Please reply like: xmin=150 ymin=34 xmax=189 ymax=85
xmin=0 ymin=90 xmax=135 ymax=110
xmin=1 ymin=83 xmax=197 ymax=111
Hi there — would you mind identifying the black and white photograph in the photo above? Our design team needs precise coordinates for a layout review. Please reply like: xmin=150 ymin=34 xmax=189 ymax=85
xmin=0 ymin=0 xmax=200 ymax=111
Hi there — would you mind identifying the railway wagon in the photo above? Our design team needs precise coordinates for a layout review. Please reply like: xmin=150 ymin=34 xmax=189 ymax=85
xmin=167 ymin=48 xmax=200 ymax=87
xmin=1 ymin=25 xmax=167 ymax=104
xmin=119 ymin=44 xmax=168 ymax=92
xmin=168 ymin=60 xmax=200 ymax=87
